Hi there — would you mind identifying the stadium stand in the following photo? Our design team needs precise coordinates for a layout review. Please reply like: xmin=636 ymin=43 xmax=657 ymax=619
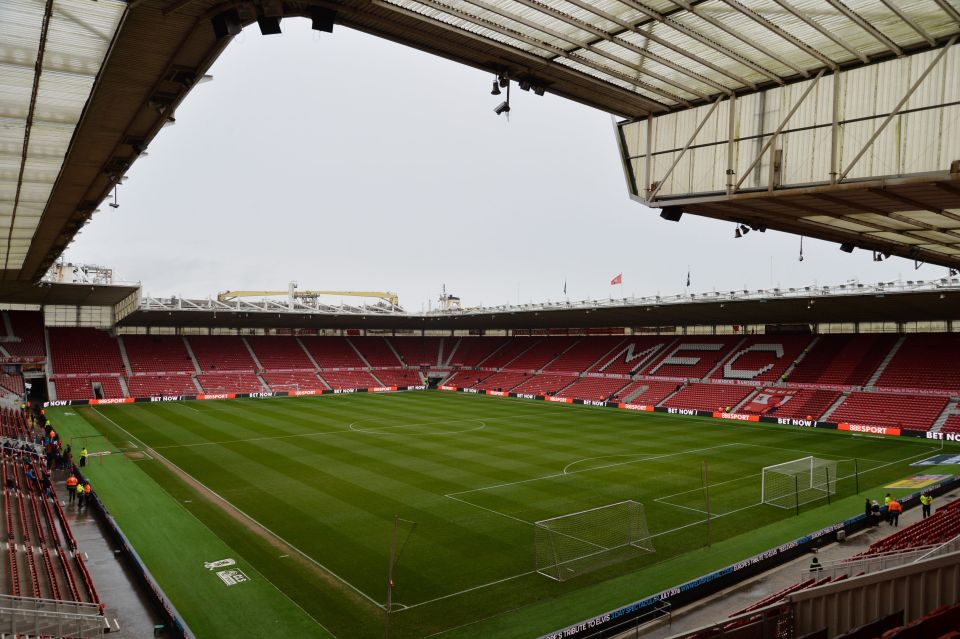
xmin=187 ymin=336 xmax=257 ymax=373
xmin=481 ymin=338 xmax=542 ymax=369
xmin=442 ymin=369 xmax=495 ymax=388
xmin=511 ymin=373 xmax=577 ymax=396
xmin=644 ymin=337 xmax=742 ymax=378
xmin=543 ymin=337 xmax=623 ymax=373
xmin=785 ymin=334 xmax=898 ymax=386
xmin=318 ymin=370 xmax=381 ymax=390
xmin=2 ymin=310 xmax=45 ymax=358
xmin=940 ymin=415 xmax=960 ymax=434
xmin=351 ymin=337 xmax=402 ymax=367
xmin=299 ymin=337 xmax=367 ymax=368
xmin=854 ymin=497 xmax=960 ymax=556
xmin=739 ymin=388 xmax=842 ymax=420
xmin=262 ymin=371 xmax=327 ymax=392
xmin=245 ymin=336 xmax=316 ymax=371
xmin=710 ymin=336 xmax=812 ymax=383
xmin=829 ymin=392 xmax=949 ymax=431
xmin=662 ymin=382 xmax=754 ymax=412
xmin=613 ymin=379 xmax=682 ymax=404
xmin=446 ymin=337 xmax=509 ymax=367
xmin=587 ymin=336 xmax=673 ymax=375
xmin=1 ymin=448 xmax=101 ymax=607
xmin=389 ymin=337 xmax=442 ymax=367
xmin=197 ymin=373 xmax=264 ymax=394
xmin=875 ymin=334 xmax=960 ymax=392
xmin=54 ymin=377 xmax=126 ymax=401
xmin=470 ymin=370 xmax=532 ymax=391
xmin=121 ymin=335 xmax=195 ymax=374
xmin=557 ymin=377 xmax=630 ymax=401
xmin=0 ymin=372 xmax=25 ymax=397
xmin=125 ymin=374 xmax=199 ymax=397
xmin=370 ymin=369 xmax=423 ymax=387
xmin=506 ymin=337 xmax=578 ymax=370
xmin=49 ymin=328 xmax=125 ymax=376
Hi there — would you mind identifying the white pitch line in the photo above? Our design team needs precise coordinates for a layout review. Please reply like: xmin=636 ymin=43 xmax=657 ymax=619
xmin=397 ymin=569 xmax=539 ymax=611
xmin=91 ymin=407 xmax=385 ymax=609
xmin=447 ymin=443 xmax=740 ymax=498
xmin=445 ymin=493 xmax=533 ymax=526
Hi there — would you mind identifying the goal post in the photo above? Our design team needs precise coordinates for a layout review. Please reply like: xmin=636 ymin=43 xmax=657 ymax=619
xmin=762 ymin=456 xmax=838 ymax=510
xmin=534 ymin=500 xmax=654 ymax=581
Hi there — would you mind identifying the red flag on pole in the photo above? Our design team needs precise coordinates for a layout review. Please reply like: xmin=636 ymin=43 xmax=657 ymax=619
xmin=610 ymin=273 xmax=622 ymax=285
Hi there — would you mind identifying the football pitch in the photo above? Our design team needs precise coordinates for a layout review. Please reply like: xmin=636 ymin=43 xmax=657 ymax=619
xmin=49 ymin=391 xmax=958 ymax=638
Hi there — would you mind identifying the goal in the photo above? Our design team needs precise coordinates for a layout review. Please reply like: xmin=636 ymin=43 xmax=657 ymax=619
xmin=534 ymin=500 xmax=654 ymax=582
xmin=762 ymin=456 xmax=838 ymax=509
xmin=271 ymin=383 xmax=300 ymax=395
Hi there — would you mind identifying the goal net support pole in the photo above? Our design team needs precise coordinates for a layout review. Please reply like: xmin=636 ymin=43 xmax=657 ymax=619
xmin=762 ymin=456 xmax=838 ymax=511
xmin=534 ymin=500 xmax=654 ymax=582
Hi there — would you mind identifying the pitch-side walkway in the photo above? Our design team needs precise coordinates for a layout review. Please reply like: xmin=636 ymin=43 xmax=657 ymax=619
xmin=633 ymin=492 xmax=959 ymax=639
xmin=59 ymin=469 xmax=165 ymax=636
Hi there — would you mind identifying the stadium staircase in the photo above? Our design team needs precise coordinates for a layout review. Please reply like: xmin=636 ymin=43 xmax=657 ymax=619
xmin=181 ymin=337 xmax=203 ymax=374
xmin=441 ymin=337 xmax=460 ymax=367
xmin=819 ymin=391 xmax=851 ymax=421
xmin=865 ymin=336 xmax=907 ymax=387
xmin=345 ymin=338 xmax=375 ymax=368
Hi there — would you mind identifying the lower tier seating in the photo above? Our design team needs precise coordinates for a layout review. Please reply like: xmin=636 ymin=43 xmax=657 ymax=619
xmin=53 ymin=377 xmax=125 ymax=400
xmin=372 ymin=369 xmax=423 ymax=387
xmin=125 ymin=375 xmax=198 ymax=397
xmin=197 ymin=374 xmax=264 ymax=394
xmin=829 ymin=392 xmax=949 ymax=432
xmin=318 ymin=370 xmax=380 ymax=390
xmin=740 ymin=388 xmax=841 ymax=420
xmin=558 ymin=377 xmax=630 ymax=401
xmin=855 ymin=497 xmax=960 ymax=557
xmin=613 ymin=379 xmax=683 ymax=404
xmin=511 ymin=373 xmax=577 ymax=396
xmin=662 ymin=383 xmax=754 ymax=412
xmin=940 ymin=414 xmax=960 ymax=434
xmin=262 ymin=371 xmax=327 ymax=392
xmin=470 ymin=371 xmax=533 ymax=392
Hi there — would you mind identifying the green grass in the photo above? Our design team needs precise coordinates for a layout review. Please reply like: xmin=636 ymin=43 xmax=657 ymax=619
xmin=47 ymin=391 xmax=960 ymax=638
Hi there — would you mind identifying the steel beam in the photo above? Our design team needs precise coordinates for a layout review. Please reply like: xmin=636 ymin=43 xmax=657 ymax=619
xmin=720 ymin=0 xmax=837 ymax=69
xmin=839 ymin=37 xmax=957 ymax=182
xmin=823 ymin=0 xmax=903 ymax=56
xmin=769 ymin=0 xmax=868 ymax=64
xmin=735 ymin=69 xmax=826 ymax=191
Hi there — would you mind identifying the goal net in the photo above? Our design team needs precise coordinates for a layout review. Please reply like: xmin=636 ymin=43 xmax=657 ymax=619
xmin=762 ymin=456 xmax=838 ymax=509
xmin=534 ymin=500 xmax=654 ymax=582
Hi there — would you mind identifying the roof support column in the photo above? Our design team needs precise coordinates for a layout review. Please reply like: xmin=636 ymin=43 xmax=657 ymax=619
xmin=830 ymin=70 xmax=841 ymax=184
xmin=726 ymin=93 xmax=737 ymax=196
xmin=644 ymin=115 xmax=653 ymax=198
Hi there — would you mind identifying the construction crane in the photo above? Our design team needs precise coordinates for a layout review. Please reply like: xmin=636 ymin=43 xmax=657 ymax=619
xmin=217 ymin=283 xmax=400 ymax=308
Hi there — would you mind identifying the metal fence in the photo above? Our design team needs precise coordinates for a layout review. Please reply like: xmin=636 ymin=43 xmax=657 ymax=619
xmin=0 ymin=594 xmax=104 ymax=637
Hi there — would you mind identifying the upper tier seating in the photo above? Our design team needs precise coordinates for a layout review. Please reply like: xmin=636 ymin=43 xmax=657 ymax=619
xmin=125 ymin=375 xmax=198 ymax=397
xmin=544 ymin=337 xmax=624 ymax=373
xmin=829 ymin=392 xmax=949 ymax=431
xmin=511 ymin=373 xmax=577 ymax=395
xmin=49 ymin=328 xmax=125 ymax=376
xmin=739 ymin=387 xmax=841 ymax=420
xmin=587 ymin=336 xmax=674 ymax=376
xmin=348 ymin=337 xmax=401 ymax=367
xmin=261 ymin=371 xmax=326 ymax=392
xmin=446 ymin=337 xmax=509 ymax=367
xmin=197 ymin=373 xmax=263 ymax=394
xmin=506 ymin=337 xmax=578 ymax=370
xmin=613 ymin=379 xmax=683 ymax=405
xmin=318 ymin=370 xmax=380 ymax=390
xmin=371 ymin=370 xmax=423 ymax=387
xmin=709 ymin=336 xmax=812 ymax=383
xmin=3 ymin=311 xmax=45 ymax=358
xmin=246 ymin=336 xmax=314 ymax=370
xmin=557 ymin=377 xmax=630 ymax=401
xmin=188 ymin=336 xmax=256 ymax=373
xmin=481 ymin=339 xmax=543 ymax=369
xmin=122 ymin=335 xmax=195 ymax=373
xmin=875 ymin=334 xmax=960 ymax=392
xmin=643 ymin=337 xmax=742 ymax=379
xmin=662 ymin=382 xmax=754 ymax=411
xmin=299 ymin=337 xmax=366 ymax=369
xmin=786 ymin=334 xmax=897 ymax=387
xmin=389 ymin=337 xmax=442 ymax=367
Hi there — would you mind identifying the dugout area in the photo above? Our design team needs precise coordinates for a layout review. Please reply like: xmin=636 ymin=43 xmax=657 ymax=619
xmin=44 ymin=390 xmax=960 ymax=639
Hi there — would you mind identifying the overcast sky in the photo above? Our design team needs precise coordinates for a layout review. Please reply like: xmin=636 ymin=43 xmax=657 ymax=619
xmin=64 ymin=18 xmax=950 ymax=311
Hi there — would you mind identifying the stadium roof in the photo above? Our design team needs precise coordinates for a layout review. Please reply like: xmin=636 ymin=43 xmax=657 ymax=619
xmin=122 ymin=279 xmax=960 ymax=329
xmin=2 ymin=1 xmax=960 ymax=283
xmin=0 ymin=281 xmax=138 ymax=306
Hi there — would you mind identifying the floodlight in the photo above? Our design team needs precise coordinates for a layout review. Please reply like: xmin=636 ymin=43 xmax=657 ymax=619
xmin=491 ymin=80 xmax=501 ymax=96
xmin=494 ymin=101 xmax=510 ymax=115
xmin=735 ymin=227 xmax=742 ymax=238
xmin=533 ymin=86 xmax=545 ymax=96
xmin=659 ymin=206 xmax=682 ymax=222
xmin=519 ymin=81 xmax=531 ymax=91
xmin=211 ymin=9 xmax=242 ymax=40
xmin=839 ymin=243 xmax=854 ymax=253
